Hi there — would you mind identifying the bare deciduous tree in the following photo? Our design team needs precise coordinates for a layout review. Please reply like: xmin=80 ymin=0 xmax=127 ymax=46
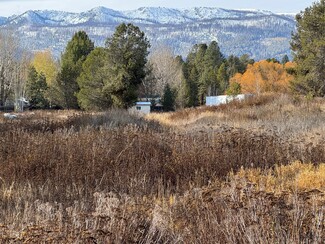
xmin=148 ymin=46 xmax=184 ymax=96
xmin=0 ymin=30 xmax=30 ymax=111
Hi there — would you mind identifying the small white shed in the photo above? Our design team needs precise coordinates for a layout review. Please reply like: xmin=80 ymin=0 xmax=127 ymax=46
xmin=206 ymin=94 xmax=252 ymax=106
xmin=131 ymin=101 xmax=151 ymax=114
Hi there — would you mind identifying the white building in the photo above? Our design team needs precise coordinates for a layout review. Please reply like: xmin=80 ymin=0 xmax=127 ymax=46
xmin=130 ymin=101 xmax=151 ymax=114
xmin=206 ymin=94 xmax=252 ymax=106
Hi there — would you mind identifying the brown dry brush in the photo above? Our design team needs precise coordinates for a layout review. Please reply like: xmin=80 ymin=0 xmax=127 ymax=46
xmin=1 ymin=117 xmax=324 ymax=198
xmin=0 ymin=106 xmax=324 ymax=242
xmin=168 ymin=93 xmax=276 ymax=121
xmin=0 ymin=172 xmax=324 ymax=243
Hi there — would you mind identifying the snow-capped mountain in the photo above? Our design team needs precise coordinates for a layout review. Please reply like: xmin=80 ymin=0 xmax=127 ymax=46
xmin=123 ymin=7 xmax=188 ymax=24
xmin=7 ymin=10 xmax=56 ymax=26
xmin=0 ymin=6 xmax=296 ymax=60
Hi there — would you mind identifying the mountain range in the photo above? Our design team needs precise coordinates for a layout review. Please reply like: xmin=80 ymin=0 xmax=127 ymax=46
xmin=0 ymin=6 xmax=297 ymax=60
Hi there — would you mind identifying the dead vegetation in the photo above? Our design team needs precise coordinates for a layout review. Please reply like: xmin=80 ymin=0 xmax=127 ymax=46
xmin=0 ymin=93 xmax=324 ymax=243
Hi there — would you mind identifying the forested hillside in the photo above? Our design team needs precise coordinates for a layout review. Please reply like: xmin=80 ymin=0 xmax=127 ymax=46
xmin=0 ymin=7 xmax=296 ymax=60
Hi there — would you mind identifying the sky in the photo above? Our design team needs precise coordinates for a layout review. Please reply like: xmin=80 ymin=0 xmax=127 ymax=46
xmin=0 ymin=0 xmax=317 ymax=17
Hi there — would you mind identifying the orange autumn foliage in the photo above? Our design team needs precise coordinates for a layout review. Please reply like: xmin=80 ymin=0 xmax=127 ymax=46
xmin=230 ymin=60 xmax=295 ymax=94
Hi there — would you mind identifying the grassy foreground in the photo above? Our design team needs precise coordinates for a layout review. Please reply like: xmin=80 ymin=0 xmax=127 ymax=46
xmin=0 ymin=94 xmax=324 ymax=242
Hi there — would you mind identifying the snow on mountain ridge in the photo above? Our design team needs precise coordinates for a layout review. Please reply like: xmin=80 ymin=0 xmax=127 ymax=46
xmin=182 ymin=7 xmax=238 ymax=20
xmin=7 ymin=10 xmax=47 ymax=26
xmin=34 ymin=10 xmax=81 ymax=25
xmin=0 ymin=6 xmax=282 ymax=26
xmin=81 ymin=6 xmax=128 ymax=24
xmin=0 ymin=6 xmax=295 ymax=61
xmin=123 ymin=7 xmax=189 ymax=24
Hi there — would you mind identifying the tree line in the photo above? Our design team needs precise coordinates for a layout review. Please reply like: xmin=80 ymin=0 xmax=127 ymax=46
xmin=32 ymin=23 xmax=150 ymax=110
xmin=25 ymin=26 xmax=256 ymax=111
xmin=26 ymin=35 xmax=292 ymax=112
xmin=0 ymin=0 xmax=324 ymax=112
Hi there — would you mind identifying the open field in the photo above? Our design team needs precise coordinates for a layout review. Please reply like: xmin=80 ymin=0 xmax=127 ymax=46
xmin=0 ymin=94 xmax=324 ymax=243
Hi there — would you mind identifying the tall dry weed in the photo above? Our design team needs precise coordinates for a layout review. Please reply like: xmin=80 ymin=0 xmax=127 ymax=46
xmin=0 ymin=97 xmax=325 ymax=242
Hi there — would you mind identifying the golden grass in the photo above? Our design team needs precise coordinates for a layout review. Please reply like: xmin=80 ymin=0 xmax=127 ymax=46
xmin=236 ymin=161 xmax=325 ymax=193
xmin=146 ymin=93 xmax=325 ymax=138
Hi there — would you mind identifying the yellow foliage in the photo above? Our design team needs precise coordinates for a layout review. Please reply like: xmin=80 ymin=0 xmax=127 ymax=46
xmin=31 ymin=49 xmax=58 ymax=85
xmin=230 ymin=60 xmax=294 ymax=95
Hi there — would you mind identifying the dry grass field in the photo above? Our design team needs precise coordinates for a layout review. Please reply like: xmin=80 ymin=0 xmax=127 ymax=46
xmin=0 ymin=94 xmax=324 ymax=243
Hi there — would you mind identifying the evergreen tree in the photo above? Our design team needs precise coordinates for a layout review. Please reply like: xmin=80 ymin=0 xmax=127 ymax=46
xmin=194 ymin=44 xmax=208 ymax=104
xmin=291 ymin=0 xmax=325 ymax=96
xmin=104 ymin=23 xmax=150 ymax=108
xmin=266 ymin=58 xmax=280 ymax=63
xmin=77 ymin=47 xmax=112 ymax=110
xmin=281 ymin=54 xmax=290 ymax=64
xmin=182 ymin=42 xmax=228 ymax=106
xmin=239 ymin=54 xmax=255 ymax=69
xmin=217 ymin=63 xmax=229 ymax=94
xmin=26 ymin=66 xmax=49 ymax=109
xmin=202 ymin=41 xmax=224 ymax=97
xmin=162 ymin=83 xmax=175 ymax=111
xmin=181 ymin=42 xmax=253 ymax=106
xmin=203 ymin=41 xmax=223 ymax=68
xmin=227 ymin=55 xmax=241 ymax=78
xmin=227 ymin=54 xmax=253 ymax=78
xmin=193 ymin=44 xmax=207 ymax=74
xmin=56 ymin=31 xmax=94 ymax=108
xmin=182 ymin=61 xmax=199 ymax=107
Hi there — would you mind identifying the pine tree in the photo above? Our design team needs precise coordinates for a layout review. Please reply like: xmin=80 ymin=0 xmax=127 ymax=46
xmin=26 ymin=66 xmax=49 ymax=109
xmin=217 ymin=63 xmax=229 ymax=94
xmin=162 ymin=83 xmax=175 ymax=111
xmin=227 ymin=55 xmax=242 ymax=78
xmin=104 ymin=23 xmax=150 ymax=108
xmin=77 ymin=47 xmax=112 ymax=110
xmin=203 ymin=41 xmax=224 ymax=68
xmin=202 ymin=41 xmax=224 ymax=96
xmin=194 ymin=44 xmax=208 ymax=104
xmin=266 ymin=58 xmax=280 ymax=63
xmin=182 ymin=61 xmax=199 ymax=107
xmin=227 ymin=54 xmax=253 ymax=78
xmin=291 ymin=0 xmax=325 ymax=96
xmin=182 ymin=42 xmax=228 ymax=106
xmin=281 ymin=54 xmax=290 ymax=64
xmin=56 ymin=31 xmax=94 ymax=108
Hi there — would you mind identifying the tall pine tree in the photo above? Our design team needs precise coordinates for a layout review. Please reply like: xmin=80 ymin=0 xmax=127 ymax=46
xmin=217 ymin=63 xmax=229 ymax=94
xmin=104 ymin=23 xmax=150 ymax=108
xmin=184 ymin=42 xmax=225 ymax=105
xmin=56 ymin=31 xmax=94 ymax=108
xmin=26 ymin=66 xmax=49 ymax=109
xmin=182 ymin=64 xmax=199 ymax=107
xmin=162 ymin=83 xmax=176 ymax=111
xmin=77 ymin=47 xmax=112 ymax=110
xmin=202 ymin=41 xmax=224 ymax=96
xmin=291 ymin=0 xmax=325 ymax=96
